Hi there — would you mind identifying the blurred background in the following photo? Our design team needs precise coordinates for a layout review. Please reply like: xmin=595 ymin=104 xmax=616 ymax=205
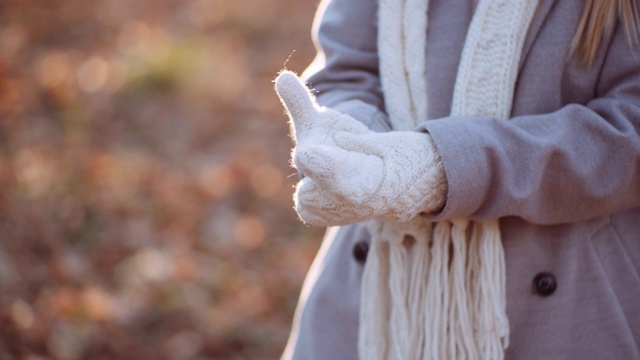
xmin=0 ymin=1 xmax=324 ymax=359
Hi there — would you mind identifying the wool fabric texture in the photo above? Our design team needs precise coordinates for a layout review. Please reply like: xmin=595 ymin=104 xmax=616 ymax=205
xmin=359 ymin=0 xmax=540 ymax=359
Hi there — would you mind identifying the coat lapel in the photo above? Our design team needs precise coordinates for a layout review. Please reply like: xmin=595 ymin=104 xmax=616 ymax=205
xmin=519 ymin=0 xmax=557 ymax=71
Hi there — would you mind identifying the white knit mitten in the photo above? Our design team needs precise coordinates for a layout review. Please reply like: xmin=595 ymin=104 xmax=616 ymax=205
xmin=296 ymin=130 xmax=447 ymax=225
xmin=275 ymin=71 xmax=447 ymax=226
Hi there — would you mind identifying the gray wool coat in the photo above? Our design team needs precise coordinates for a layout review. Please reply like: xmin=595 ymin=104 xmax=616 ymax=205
xmin=282 ymin=0 xmax=640 ymax=359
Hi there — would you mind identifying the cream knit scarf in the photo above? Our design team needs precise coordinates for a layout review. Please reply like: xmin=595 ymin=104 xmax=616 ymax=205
xmin=359 ymin=1 xmax=539 ymax=359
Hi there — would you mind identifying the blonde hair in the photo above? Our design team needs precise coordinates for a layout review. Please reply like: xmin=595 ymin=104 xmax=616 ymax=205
xmin=571 ymin=0 xmax=640 ymax=66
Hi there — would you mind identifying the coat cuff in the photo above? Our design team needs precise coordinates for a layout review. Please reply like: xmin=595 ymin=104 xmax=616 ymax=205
xmin=415 ymin=116 xmax=494 ymax=221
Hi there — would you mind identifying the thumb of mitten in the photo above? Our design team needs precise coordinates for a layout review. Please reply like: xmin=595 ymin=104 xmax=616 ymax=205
xmin=333 ymin=131 xmax=388 ymax=157
xmin=275 ymin=71 xmax=319 ymax=143
xmin=294 ymin=177 xmax=330 ymax=226
xmin=295 ymin=177 xmax=371 ymax=226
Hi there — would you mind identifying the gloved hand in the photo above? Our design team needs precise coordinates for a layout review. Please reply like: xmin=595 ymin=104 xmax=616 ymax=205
xmin=275 ymin=71 xmax=448 ymax=226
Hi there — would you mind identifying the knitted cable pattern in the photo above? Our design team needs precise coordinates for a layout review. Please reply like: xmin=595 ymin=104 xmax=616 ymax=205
xmin=358 ymin=1 xmax=539 ymax=359
xmin=296 ymin=130 xmax=447 ymax=223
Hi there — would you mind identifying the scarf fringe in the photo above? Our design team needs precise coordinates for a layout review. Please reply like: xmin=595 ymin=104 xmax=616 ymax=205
xmin=361 ymin=220 xmax=505 ymax=360
xmin=359 ymin=222 xmax=390 ymax=359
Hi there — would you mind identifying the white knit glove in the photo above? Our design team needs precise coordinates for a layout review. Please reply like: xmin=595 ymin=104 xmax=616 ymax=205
xmin=275 ymin=71 xmax=448 ymax=226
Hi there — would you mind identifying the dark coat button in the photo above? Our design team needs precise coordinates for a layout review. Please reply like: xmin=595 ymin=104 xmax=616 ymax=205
xmin=352 ymin=241 xmax=369 ymax=264
xmin=532 ymin=272 xmax=557 ymax=296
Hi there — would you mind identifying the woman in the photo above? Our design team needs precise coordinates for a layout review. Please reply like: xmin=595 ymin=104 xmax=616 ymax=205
xmin=275 ymin=0 xmax=640 ymax=359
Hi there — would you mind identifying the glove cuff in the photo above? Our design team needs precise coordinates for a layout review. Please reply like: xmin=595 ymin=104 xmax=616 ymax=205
xmin=415 ymin=134 xmax=448 ymax=215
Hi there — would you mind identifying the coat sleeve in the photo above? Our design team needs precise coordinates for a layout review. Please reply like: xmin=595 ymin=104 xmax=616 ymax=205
xmin=418 ymin=22 xmax=640 ymax=225
xmin=302 ymin=0 xmax=391 ymax=132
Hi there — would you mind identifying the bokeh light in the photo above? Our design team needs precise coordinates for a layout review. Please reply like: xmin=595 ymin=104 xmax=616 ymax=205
xmin=0 ymin=0 xmax=325 ymax=358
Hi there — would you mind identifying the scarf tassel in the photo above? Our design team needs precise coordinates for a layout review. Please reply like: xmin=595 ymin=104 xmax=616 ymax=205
xmin=360 ymin=220 xmax=506 ymax=360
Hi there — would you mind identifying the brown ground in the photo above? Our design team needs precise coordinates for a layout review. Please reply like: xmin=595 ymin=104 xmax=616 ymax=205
xmin=0 ymin=1 xmax=325 ymax=358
